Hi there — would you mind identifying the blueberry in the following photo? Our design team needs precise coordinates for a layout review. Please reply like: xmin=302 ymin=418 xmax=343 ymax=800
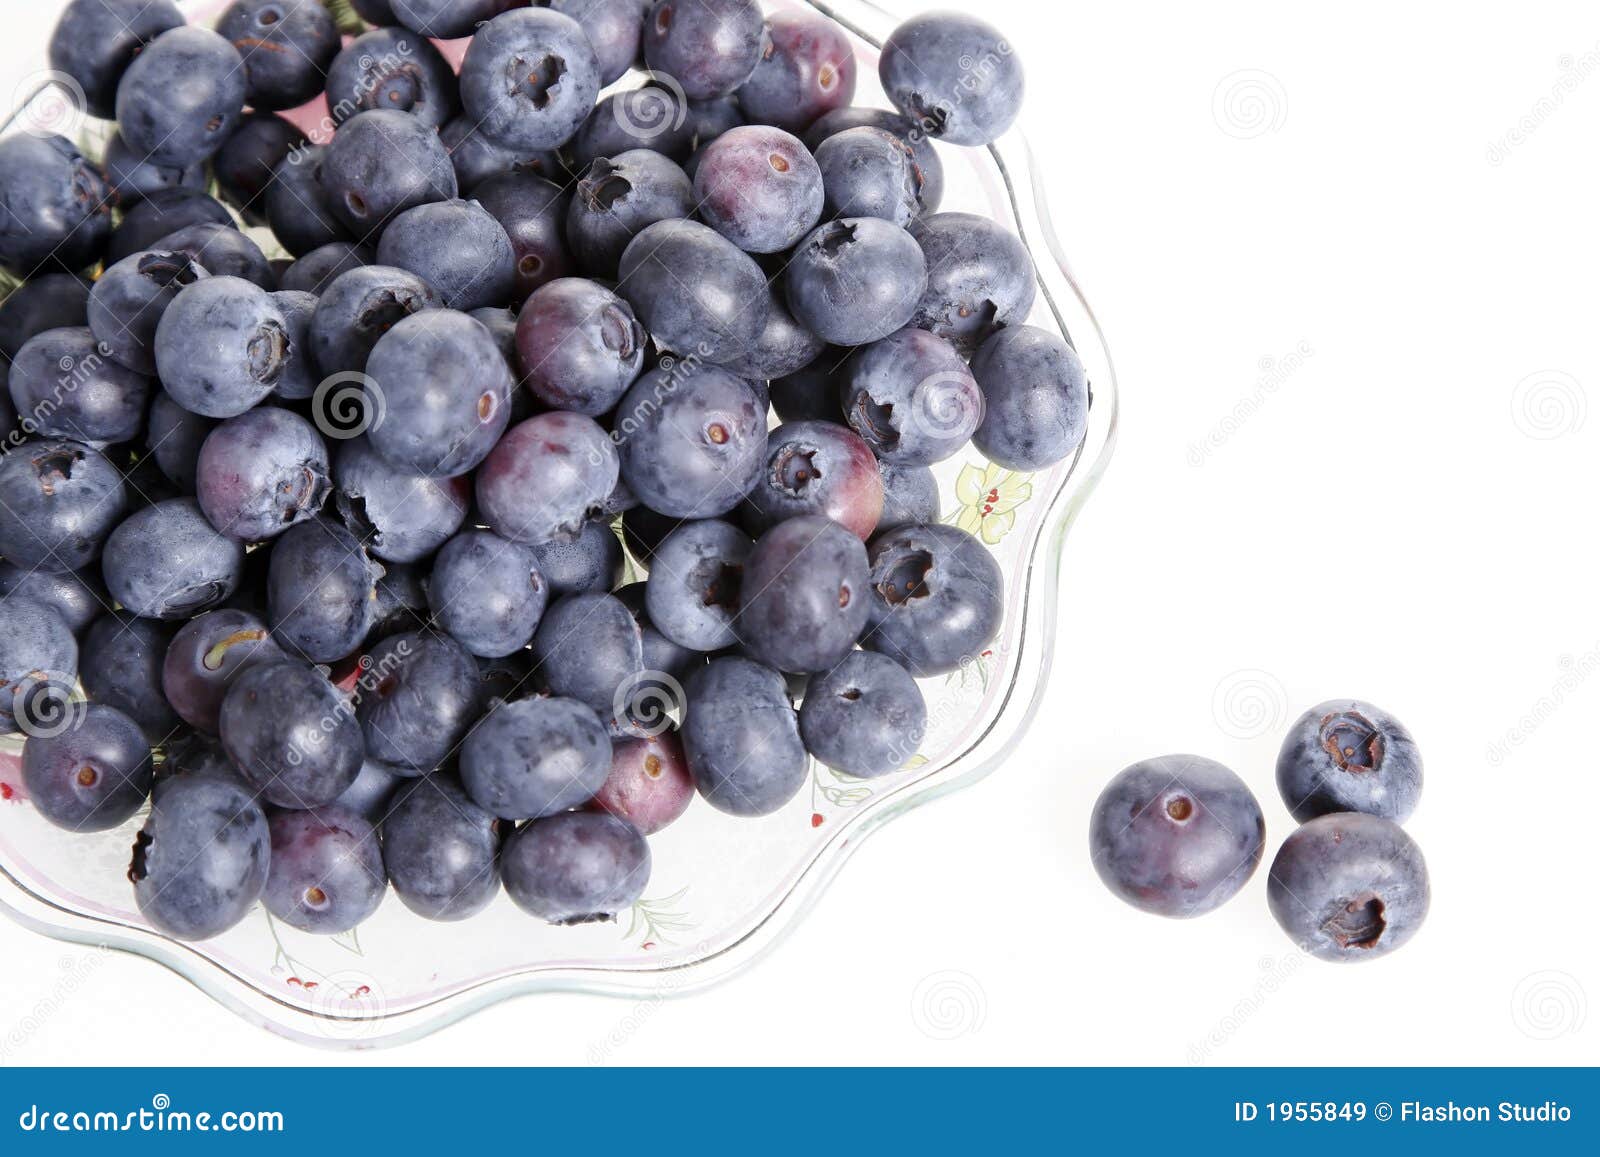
xmin=619 ymin=222 xmax=768 ymax=363
xmin=615 ymin=581 xmax=700 ymax=678
xmin=476 ymin=411 xmax=619 ymax=545
xmin=277 ymin=243 xmax=372 ymax=296
xmin=377 ymin=199 xmax=517 ymax=312
xmin=217 ymin=0 xmax=340 ymax=112
xmin=542 ymin=0 xmax=645 ymax=86
xmin=0 ymin=441 xmax=127 ymax=573
xmin=1268 ymin=813 xmax=1430 ymax=961
xmin=441 ymin=116 xmax=565 ymax=194
xmin=800 ymin=651 xmax=926 ymax=778
xmin=472 ymin=171 xmax=574 ymax=301
xmin=910 ymin=211 xmax=1036 ymax=355
xmin=642 ymin=0 xmax=763 ymax=99
xmin=876 ymin=461 xmax=940 ymax=532
xmin=365 ymin=561 xmax=431 ymax=645
xmin=784 ymin=218 xmax=927 ymax=347
xmin=264 ymin=146 xmax=351 ymax=258
xmin=332 ymin=759 xmax=406 ymax=821
xmin=267 ymin=290 xmax=320 ymax=401
xmin=154 ymin=222 xmax=276 ymax=290
xmin=844 ymin=328 xmax=983 ymax=466
xmin=0 ymin=273 xmax=91 ymax=364
xmin=107 ymin=190 xmax=235 ymax=266
xmin=382 ymin=774 xmax=502 ymax=921
xmin=620 ymin=502 xmax=678 ymax=561
xmin=460 ymin=695 xmax=611 ymax=820
xmin=569 ymin=153 xmax=695 ymax=277
xmin=427 ymin=530 xmax=548 ymax=658
xmin=0 ymin=135 xmax=113 ymax=278
xmin=79 ymin=613 xmax=179 ymax=741
xmin=879 ymin=13 xmax=1024 ymax=147
xmin=266 ymin=517 xmax=382 ymax=662
xmin=220 ymin=659 xmax=364 ymax=808
xmin=162 ymin=608 xmax=285 ymax=735
xmin=355 ymin=631 xmax=480 ymax=776
xmin=645 ymin=519 xmax=751 ymax=651
xmin=805 ymin=107 xmax=945 ymax=214
xmin=20 ymin=704 xmax=150 ymax=832
xmin=144 ymin=391 xmax=214 ymax=491
xmin=393 ymin=0 xmax=505 ymax=38
xmin=362 ymin=309 xmax=512 ymax=476
xmin=530 ymin=592 xmax=646 ymax=723
xmin=684 ymin=93 xmax=745 ymax=148
xmin=263 ymin=805 xmax=386 ymax=934
xmin=769 ymin=352 xmax=848 ymax=424
xmin=742 ymin=420 xmax=884 ymax=540
xmin=322 ymin=109 xmax=459 ymax=234
xmin=1276 ymin=701 xmax=1423 ymax=824
xmin=459 ymin=9 xmax=601 ymax=152
xmin=87 ymin=249 xmax=208 ymax=375
xmin=195 ymin=408 xmax=330 ymax=542
xmin=515 ymin=278 xmax=645 ymax=415
xmin=736 ymin=9 xmax=856 ymax=134
xmin=694 ymin=126 xmax=823 ymax=253
xmin=212 ymin=112 xmax=306 ymax=220
xmin=569 ymin=87 xmax=696 ymax=168
xmin=682 ymin=656 xmax=806 ymax=816
xmin=325 ymin=27 xmax=459 ymax=129
xmin=153 ymin=277 xmax=289 ymax=419
xmin=0 ymin=593 xmax=78 ymax=732
xmin=350 ymin=0 xmax=399 ymax=22
xmin=863 ymin=522 xmax=1002 ymax=676
xmin=0 ymin=565 xmax=104 ymax=637
xmin=308 ymin=265 xmax=443 ymax=376
xmin=129 ymin=769 xmax=269 ymax=940
xmin=116 ymin=26 xmax=246 ymax=168
xmin=719 ymin=283 xmax=826 ymax=381
xmin=531 ymin=518 xmax=624 ymax=597
xmin=614 ymin=363 xmax=767 ymax=519
xmin=736 ymin=515 xmax=869 ymax=674
xmin=9 ymin=327 xmax=150 ymax=446
xmin=502 ymin=810 xmax=649 ymax=923
xmin=595 ymin=730 xmax=694 ymax=835
xmin=1089 ymin=755 xmax=1266 ymax=918
xmin=103 ymin=498 xmax=245 ymax=620
xmin=101 ymin=133 xmax=205 ymax=206
xmin=332 ymin=435 xmax=469 ymax=563
xmin=966 ymin=324 xmax=1090 ymax=471
xmin=815 ymin=126 xmax=927 ymax=226
xmin=47 ymin=0 xmax=185 ymax=119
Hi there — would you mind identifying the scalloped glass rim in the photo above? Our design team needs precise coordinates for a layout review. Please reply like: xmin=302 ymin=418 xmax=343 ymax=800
xmin=0 ymin=0 xmax=1119 ymax=1048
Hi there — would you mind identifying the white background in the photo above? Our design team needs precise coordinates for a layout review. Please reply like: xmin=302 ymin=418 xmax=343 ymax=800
xmin=1 ymin=0 xmax=1596 ymax=1065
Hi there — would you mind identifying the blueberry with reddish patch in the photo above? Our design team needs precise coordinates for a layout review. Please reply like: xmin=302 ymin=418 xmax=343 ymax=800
xmin=21 ymin=704 xmax=152 ymax=832
xmin=736 ymin=9 xmax=857 ymax=134
xmin=694 ymin=126 xmax=823 ymax=254
xmin=1089 ymin=754 xmax=1265 ymax=918
xmin=1276 ymin=700 xmax=1423 ymax=824
xmin=263 ymin=805 xmax=386 ymax=934
xmin=516 ymin=278 xmax=645 ymax=416
xmin=643 ymin=0 xmax=763 ymax=100
xmin=742 ymin=420 xmax=883 ymax=541
xmin=1268 ymin=812 xmax=1430 ymax=961
xmin=476 ymin=412 xmax=619 ymax=546
xmin=196 ymin=408 xmax=330 ymax=541
xmin=595 ymin=729 xmax=694 ymax=835
xmin=737 ymin=515 xmax=869 ymax=674
xmin=473 ymin=172 xmax=574 ymax=302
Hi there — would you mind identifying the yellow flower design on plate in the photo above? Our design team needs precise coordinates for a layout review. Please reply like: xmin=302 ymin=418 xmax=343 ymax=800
xmin=949 ymin=463 xmax=1033 ymax=544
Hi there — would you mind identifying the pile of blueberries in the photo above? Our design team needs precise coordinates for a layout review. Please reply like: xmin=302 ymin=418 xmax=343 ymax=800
xmin=1089 ymin=700 xmax=1430 ymax=962
xmin=0 ymin=1 xmax=1087 ymax=942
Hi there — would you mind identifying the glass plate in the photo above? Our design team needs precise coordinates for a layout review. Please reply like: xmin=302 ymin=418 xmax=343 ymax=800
xmin=0 ymin=0 xmax=1119 ymax=1047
